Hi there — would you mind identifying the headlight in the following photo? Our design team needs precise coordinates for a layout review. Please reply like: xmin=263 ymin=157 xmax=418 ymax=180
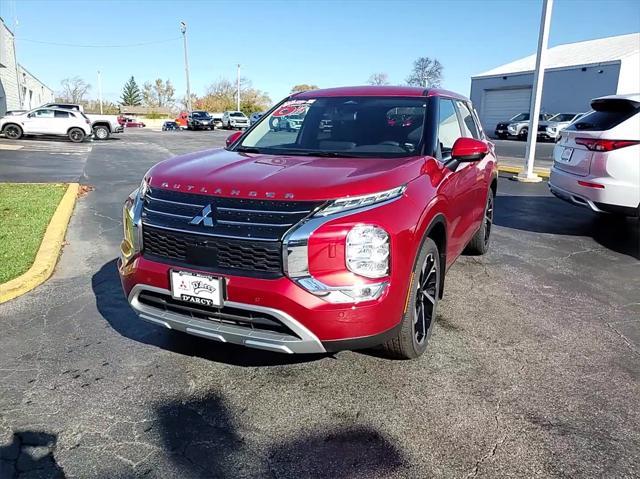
xmin=346 ymin=225 xmax=389 ymax=278
xmin=121 ymin=176 xmax=148 ymax=264
xmin=316 ymin=186 xmax=405 ymax=217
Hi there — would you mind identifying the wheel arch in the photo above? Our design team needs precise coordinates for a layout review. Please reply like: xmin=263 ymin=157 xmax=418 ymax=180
xmin=423 ymin=214 xmax=448 ymax=299
xmin=92 ymin=121 xmax=111 ymax=132
xmin=2 ymin=122 xmax=21 ymax=132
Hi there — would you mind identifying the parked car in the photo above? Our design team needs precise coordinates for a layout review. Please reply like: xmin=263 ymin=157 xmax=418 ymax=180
xmin=119 ymin=86 xmax=498 ymax=360
xmin=506 ymin=112 xmax=553 ymax=140
xmin=250 ymin=112 xmax=264 ymax=125
xmin=271 ymin=113 xmax=304 ymax=131
xmin=123 ymin=118 xmax=146 ymax=128
xmin=222 ymin=111 xmax=249 ymax=129
xmin=549 ymin=94 xmax=639 ymax=217
xmin=545 ymin=113 xmax=585 ymax=141
xmin=187 ymin=111 xmax=215 ymax=130
xmin=210 ymin=112 xmax=224 ymax=129
xmin=0 ymin=107 xmax=92 ymax=142
xmin=40 ymin=102 xmax=123 ymax=140
xmin=162 ymin=121 xmax=180 ymax=131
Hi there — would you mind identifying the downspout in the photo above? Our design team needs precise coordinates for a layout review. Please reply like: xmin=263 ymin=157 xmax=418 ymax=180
xmin=12 ymin=34 xmax=23 ymax=108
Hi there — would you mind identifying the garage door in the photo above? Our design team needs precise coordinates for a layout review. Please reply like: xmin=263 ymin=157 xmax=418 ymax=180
xmin=481 ymin=88 xmax=532 ymax=135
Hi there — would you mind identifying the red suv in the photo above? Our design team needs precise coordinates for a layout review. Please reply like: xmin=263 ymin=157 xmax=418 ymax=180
xmin=119 ymin=86 xmax=497 ymax=359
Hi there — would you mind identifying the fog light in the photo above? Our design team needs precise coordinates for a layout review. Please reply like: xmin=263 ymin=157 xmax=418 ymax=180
xmin=346 ymin=225 xmax=389 ymax=278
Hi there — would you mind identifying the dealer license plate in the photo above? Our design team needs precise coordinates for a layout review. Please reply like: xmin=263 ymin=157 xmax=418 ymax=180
xmin=170 ymin=270 xmax=223 ymax=307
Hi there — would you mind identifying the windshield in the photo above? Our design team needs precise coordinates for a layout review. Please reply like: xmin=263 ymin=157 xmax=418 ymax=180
xmin=192 ymin=111 xmax=210 ymax=118
xmin=230 ymin=112 xmax=246 ymax=117
xmin=237 ymin=96 xmax=427 ymax=158
xmin=550 ymin=113 xmax=577 ymax=122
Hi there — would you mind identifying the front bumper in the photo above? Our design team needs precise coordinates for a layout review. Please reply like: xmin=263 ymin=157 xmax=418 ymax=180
xmin=120 ymin=254 xmax=406 ymax=352
xmin=115 ymin=126 xmax=124 ymax=133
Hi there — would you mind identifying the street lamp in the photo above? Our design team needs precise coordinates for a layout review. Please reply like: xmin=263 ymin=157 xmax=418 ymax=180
xmin=180 ymin=21 xmax=192 ymax=112
xmin=236 ymin=63 xmax=241 ymax=112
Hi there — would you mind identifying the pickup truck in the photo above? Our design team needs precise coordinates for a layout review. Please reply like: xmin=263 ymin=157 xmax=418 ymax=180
xmin=119 ymin=86 xmax=498 ymax=360
xmin=40 ymin=103 xmax=123 ymax=140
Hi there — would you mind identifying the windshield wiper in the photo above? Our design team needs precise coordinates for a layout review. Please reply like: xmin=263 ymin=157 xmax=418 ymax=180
xmin=272 ymin=149 xmax=362 ymax=158
xmin=235 ymin=146 xmax=261 ymax=153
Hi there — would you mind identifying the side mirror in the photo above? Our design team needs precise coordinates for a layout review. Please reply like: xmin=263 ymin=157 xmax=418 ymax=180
xmin=451 ymin=137 xmax=488 ymax=162
xmin=226 ymin=131 xmax=243 ymax=147
xmin=444 ymin=137 xmax=488 ymax=171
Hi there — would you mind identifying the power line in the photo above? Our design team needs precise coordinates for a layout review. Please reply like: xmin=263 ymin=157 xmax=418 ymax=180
xmin=16 ymin=37 xmax=181 ymax=48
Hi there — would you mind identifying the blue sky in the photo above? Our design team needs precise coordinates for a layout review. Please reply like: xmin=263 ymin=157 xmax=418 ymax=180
xmin=2 ymin=0 xmax=639 ymax=106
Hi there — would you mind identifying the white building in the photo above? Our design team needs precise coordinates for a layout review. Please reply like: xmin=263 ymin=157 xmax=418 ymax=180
xmin=471 ymin=33 xmax=640 ymax=135
xmin=0 ymin=17 xmax=53 ymax=116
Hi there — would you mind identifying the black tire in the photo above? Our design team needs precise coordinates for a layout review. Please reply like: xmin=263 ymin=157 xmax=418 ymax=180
xmin=518 ymin=127 xmax=529 ymax=141
xmin=93 ymin=125 xmax=110 ymax=140
xmin=68 ymin=128 xmax=85 ymax=143
xmin=382 ymin=237 xmax=440 ymax=360
xmin=3 ymin=124 xmax=22 ymax=140
xmin=465 ymin=190 xmax=495 ymax=255
xmin=496 ymin=133 xmax=507 ymax=140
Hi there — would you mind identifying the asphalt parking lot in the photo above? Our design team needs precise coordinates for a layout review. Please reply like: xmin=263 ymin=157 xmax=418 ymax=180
xmin=0 ymin=130 xmax=638 ymax=478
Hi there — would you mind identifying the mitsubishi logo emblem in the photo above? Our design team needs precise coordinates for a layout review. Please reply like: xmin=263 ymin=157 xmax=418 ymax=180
xmin=190 ymin=204 xmax=215 ymax=227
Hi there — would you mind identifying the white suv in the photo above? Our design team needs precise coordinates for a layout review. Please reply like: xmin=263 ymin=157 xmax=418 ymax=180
xmin=1 ymin=107 xmax=93 ymax=143
xmin=549 ymin=94 xmax=639 ymax=217
xmin=222 ymin=111 xmax=249 ymax=130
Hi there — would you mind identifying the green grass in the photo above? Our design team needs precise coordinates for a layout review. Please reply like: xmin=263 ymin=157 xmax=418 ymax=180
xmin=0 ymin=183 xmax=67 ymax=283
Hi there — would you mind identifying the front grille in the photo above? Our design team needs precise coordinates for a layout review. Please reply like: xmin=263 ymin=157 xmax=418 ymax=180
xmin=142 ymin=186 xmax=323 ymax=241
xmin=538 ymin=124 xmax=548 ymax=132
xmin=140 ymin=187 xmax=324 ymax=278
xmin=143 ymin=226 xmax=282 ymax=278
xmin=137 ymin=290 xmax=298 ymax=337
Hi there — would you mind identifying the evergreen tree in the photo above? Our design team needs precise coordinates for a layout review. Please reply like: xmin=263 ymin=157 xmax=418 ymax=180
xmin=120 ymin=76 xmax=142 ymax=106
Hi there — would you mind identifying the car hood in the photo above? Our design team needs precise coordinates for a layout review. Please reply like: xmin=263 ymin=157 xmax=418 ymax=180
xmin=147 ymin=148 xmax=425 ymax=201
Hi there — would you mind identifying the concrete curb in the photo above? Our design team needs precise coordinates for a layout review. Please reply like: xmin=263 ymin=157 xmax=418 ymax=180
xmin=498 ymin=165 xmax=550 ymax=179
xmin=0 ymin=183 xmax=80 ymax=304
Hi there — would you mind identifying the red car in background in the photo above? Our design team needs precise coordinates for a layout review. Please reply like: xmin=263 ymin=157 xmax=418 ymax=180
xmin=119 ymin=86 xmax=498 ymax=360
xmin=119 ymin=117 xmax=146 ymax=128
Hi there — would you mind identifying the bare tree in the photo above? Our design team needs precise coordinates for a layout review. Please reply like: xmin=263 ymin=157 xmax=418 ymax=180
xmin=58 ymin=77 xmax=91 ymax=103
xmin=406 ymin=57 xmax=443 ymax=88
xmin=367 ymin=73 xmax=390 ymax=86
xmin=143 ymin=79 xmax=176 ymax=108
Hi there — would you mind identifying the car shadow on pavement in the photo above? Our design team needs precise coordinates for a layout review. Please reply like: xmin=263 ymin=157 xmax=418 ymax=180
xmin=0 ymin=430 xmax=64 ymax=478
xmin=92 ymin=259 xmax=327 ymax=367
xmin=154 ymin=393 xmax=407 ymax=478
xmin=494 ymin=195 xmax=640 ymax=259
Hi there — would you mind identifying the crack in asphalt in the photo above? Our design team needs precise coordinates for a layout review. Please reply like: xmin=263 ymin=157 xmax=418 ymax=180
xmin=465 ymin=397 xmax=508 ymax=479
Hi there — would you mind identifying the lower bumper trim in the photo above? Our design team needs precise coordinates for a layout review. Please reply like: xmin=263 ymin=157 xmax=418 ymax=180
xmin=128 ymin=284 xmax=326 ymax=354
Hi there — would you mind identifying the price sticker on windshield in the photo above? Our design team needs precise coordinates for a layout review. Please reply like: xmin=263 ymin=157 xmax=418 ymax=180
xmin=272 ymin=100 xmax=315 ymax=117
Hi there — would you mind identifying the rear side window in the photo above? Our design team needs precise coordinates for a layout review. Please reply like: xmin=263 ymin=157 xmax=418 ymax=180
xmin=455 ymin=101 xmax=480 ymax=139
xmin=438 ymin=99 xmax=462 ymax=154
xmin=54 ymin=110 xmax=70 ymax=118
xmin=567 ymin=100 xmax=639 ymax=131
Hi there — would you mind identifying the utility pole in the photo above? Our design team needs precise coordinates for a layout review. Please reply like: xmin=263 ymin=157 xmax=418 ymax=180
xmin=517 ymin=0 xmax=553 ymax=183
xmin=97 ymin=70 xmax=103 ymax=114
xmin=236 ymin=63 xmax=241 ymax=111
xmin=180 ymin=21 xmax=192 ymax=112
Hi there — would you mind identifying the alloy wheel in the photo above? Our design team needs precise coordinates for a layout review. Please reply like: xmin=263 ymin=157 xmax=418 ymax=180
xmin=484 ymin=194 xmax=494 ymax=246
xmin=414 ymin=253 xmax=438 ymax=345
xmin=4 ymin=126 xmax=19 ymax=139
xmin=69 ymin=129 xmax=83 ymax=142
